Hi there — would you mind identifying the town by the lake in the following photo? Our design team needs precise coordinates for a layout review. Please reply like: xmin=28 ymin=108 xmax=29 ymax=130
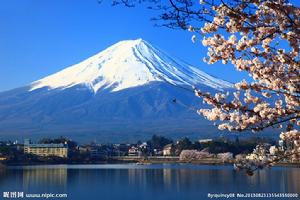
xmin=0 ymin=135 xmax=298 ymax=167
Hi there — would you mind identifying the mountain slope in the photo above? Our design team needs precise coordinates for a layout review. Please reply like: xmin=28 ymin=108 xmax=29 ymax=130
xmin=30 ymin=39 xmax=232 ymax=93
xmin=0 ymin=39 xmax=232 ymax=142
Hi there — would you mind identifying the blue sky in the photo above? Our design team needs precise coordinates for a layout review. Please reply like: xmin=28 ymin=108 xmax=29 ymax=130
xmin=0 ymin=0 xmax=281 ymax=92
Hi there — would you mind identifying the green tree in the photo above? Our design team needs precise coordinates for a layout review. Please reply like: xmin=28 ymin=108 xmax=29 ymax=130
xmin=175 ymin=137 xmax=193 ymax=155
xmin=147 ymin=135 xmax=173 ymax=149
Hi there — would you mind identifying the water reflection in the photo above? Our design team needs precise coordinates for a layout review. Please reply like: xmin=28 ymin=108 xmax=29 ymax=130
xmin=22 ymin=168 xmax=67 ymax=192
xmin=0 ymin=164 xmax=299 ymax=200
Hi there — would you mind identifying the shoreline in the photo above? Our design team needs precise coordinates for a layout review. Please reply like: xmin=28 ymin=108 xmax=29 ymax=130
xmin=2 ymin=157 xmax=300 ymax=168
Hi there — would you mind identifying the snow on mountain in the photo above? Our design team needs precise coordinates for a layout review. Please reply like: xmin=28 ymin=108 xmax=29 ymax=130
xmin=30 ymin=38 xmax=232 ymax=93
xmin=0 ymin=39 xmax=235 ymax=140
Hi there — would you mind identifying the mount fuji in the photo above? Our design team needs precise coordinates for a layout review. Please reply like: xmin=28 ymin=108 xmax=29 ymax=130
xmin=0 ymin=39 xmax=232 ymax=142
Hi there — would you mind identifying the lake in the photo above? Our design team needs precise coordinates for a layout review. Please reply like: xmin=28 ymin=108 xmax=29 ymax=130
xmin=0 ymin=164 xmax=299 ymax=199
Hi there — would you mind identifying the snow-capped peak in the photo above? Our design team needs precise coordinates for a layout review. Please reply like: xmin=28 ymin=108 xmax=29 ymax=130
xmin=30 ymin=38 xmax=232 ymax=93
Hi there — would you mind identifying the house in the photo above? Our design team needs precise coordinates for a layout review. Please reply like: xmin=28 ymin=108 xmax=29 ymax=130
xmin=0 ymin=154 xmax=7 ymax=161
xmin=78 ymin=144 xmax=108 ymax=158
xmin=89 ymin=147 xmax=106 ymax=158
xmin=128 ymin=146 xmax=139 ymax=156
xmin=198 ymin=139 xmax=213 ymax=144
xmin=113 ymin=144 xmax=130 ymax=156
xmin=163 ymin=144 xmax=173 ymax=156
xmin=24 ymin=139 xmax=68 ymax=158
xmin=139 ymin=142 xmax=148 ymax=149
xmin=153 ymin=148 xmax=163 ymax=156
xmin=78 ymin=145 xmax=89 ymax=154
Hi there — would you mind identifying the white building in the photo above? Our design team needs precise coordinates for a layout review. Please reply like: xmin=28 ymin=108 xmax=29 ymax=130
xmin=24 ymin=139 xmax=68 ymax=158
xmin=128 ymin=146 xmax=139 ymax=156
xmin=198 ymin=139 xmax=213 ymax=144
xmin=163 ymin=144 xmax=173 ymax=156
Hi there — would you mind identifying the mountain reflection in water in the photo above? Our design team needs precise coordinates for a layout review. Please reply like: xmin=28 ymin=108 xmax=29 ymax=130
xmin=0 ymin=164 xmax=299 ymax=200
